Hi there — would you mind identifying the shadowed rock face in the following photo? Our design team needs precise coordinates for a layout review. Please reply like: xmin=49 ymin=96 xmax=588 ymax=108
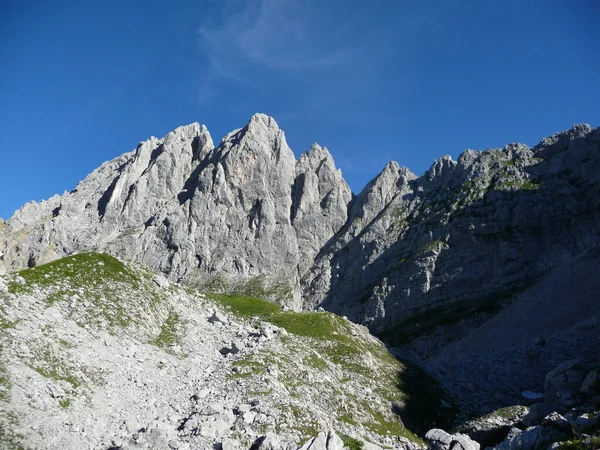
xmin=302 ymin=124 xmax=600 ymax=336
xmin=1 ymin=118 xmax=599 ymax=331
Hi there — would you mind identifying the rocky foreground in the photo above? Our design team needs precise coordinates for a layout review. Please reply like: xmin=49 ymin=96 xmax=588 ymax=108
xmin=1 ymin=255 xmax=599 ymax=450
xmin=0 ymin=253 xmax=439 ymax=449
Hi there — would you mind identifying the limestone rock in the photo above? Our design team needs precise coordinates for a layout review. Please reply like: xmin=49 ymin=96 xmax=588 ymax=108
xmin=494 ymin=424 xmax=568 ymax=450
xmin=425 ymin=428 xmax=480 ymax=450
xmin=0 ymin=114 xmax=351 ymax=311
xmin=303 ymin=124 xmax=600 ymax=344
xmin=544 ymin=359 xmax=584 ymax=408
xmin=580 ymin=369 xmax=599 ymax=394
xmin=458 ymin=405 xmax=528 ymax=447
xmin=292 ymin=143 xmax=352 ymax=276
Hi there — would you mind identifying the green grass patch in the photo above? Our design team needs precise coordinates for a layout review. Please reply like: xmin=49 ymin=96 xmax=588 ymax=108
xmin=341 ymin=434 xmax=364 ymax=450
xmin=421 ymin=239 xmax=444 ymax=253
xmin=270 ymin=311 xmax=351 ymax=341
xmin=0 ymin=318 xmax=16 ymax=329
xmin=363 ymin=408 xmax=425 ymax=445
xmin=191 ymin=273 xmax=294 ymax=301
xmin=303 ymin=353 xmax=328 ymax=370
xmin=0 ymin=363 xmax=10 ymax=402
xmin=32 ymin=365 xmax=80 ymax=389
xmin=208 ymin=293 xmax=281 ymax=318
xmin=10 ymin=253 xmax=138 ymax=292
xmin=151 ymin=311 xmax=184 ymax=349
xmin=28 ymin=346 xmax=81 ymax=389
xmin=559 ymin=435 xmax=600 ymax=449
xmin=7 ymin=252 xmax=167 ymax=333
xmin=521 ymin=180 xmax=540 ymax=190
xmin=231 ymin=359 xmax=268 ymax=378
xmin=58 ymin=398 xmax=72 ymax=409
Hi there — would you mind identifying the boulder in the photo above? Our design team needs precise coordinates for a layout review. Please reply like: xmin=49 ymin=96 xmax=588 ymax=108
xmin=326 ymin=431 xmax=345 ymax=450
xmin=153 ymin=274 xmax=170 ymax=289
xmin=298 ymin=431 xmax=350 ymax=450
xmin=459 ymin=405 xmax=528 ymax=447
xmin=544 ymin=359 xmax=584 ymax=409
xmin=574 ymin=413 xmax=600 ymax=432
xmin=525 ymin=403 xmax=552 ymax=427
xmin=425 ymin=428 xmax=480 ymax=450
xmin=541 ymin=412 xmax=571 ymax=434
xmin=580 ymin=369 xmax=599 ymax=395
xmin=494 ymin=424 xmax=568 ymax=450
xmin=254 ymin=433 xmax=283 ymax=450
xmin=208 ymin=311 xmax=229 ymax=325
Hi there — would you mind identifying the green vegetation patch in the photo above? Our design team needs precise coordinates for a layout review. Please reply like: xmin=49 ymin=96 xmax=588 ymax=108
xmin=10 ymin=252 xmax=138 ymax=292
xmin=0 ymin=318 xmax=16 ymax=330
xmin=208 ymin=293 xmax=281 ymax=318
xmin=341 ymin=434 xmax=364 ymax=450
xmin=191 ymin=273 xmax=294 ymax=301
xmin=270 ymin=311 xmax=352 ymax=341
xmin=520 ymin=180 xmax=540 ymax=190
xmin=7 ymin=252 xmax=168 ymax=333
xmin=0 ymin=361 xmax=10 ymax=403
xmin=303 ymin=353 xmax=328 ymax=370
xmin=29 ymin=348 xmax=81 ymax=389
xmin=231 ymin=358 xmax=268 ymax=378
xmin=151 ymin=311 xmax=185 ymax=349
xmin=421 ymin=239 xmax=445 ymax=253
xmin=58 ymin=398 xmax=72 ymax=409
xmin=559 ymin=435 xmax=600 ymax=449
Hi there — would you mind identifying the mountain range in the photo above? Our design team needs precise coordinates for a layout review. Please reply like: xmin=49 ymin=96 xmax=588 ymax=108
xmin=1 ymin=115 xmax=599 ymax=450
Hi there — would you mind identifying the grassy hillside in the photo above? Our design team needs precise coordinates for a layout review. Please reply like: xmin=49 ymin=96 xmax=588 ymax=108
xmin=0 ymin=253 xmax=458 ymax=448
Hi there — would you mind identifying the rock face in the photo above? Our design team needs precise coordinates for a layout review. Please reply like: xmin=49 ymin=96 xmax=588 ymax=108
xmin=424 ymin=428 xmax=480 ymax=450
xmin=0 ymin=114 xmax=351 ymax=309
xmin=302 ymin=124 xmax=600 ymax=336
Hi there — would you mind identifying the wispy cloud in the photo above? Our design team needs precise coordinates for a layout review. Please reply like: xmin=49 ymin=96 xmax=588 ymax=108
xmin=197 ymin=0 xmax=352 ymax=88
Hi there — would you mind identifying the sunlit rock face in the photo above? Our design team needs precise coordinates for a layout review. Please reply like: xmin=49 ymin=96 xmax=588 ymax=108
xmin=0 ymin=114 xmax=352 ymax=309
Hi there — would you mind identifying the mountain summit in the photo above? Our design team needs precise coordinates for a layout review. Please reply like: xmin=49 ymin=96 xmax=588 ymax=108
xmin=0 ymin=114 xmax=352 ymax=310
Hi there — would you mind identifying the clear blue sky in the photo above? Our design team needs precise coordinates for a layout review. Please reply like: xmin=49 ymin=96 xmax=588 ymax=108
xmin=1 ymin=0 xmax=598 ymax=219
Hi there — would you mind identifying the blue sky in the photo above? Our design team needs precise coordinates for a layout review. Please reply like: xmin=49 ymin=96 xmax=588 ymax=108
xmin=1 ymin=0 xmax=598 ymax=219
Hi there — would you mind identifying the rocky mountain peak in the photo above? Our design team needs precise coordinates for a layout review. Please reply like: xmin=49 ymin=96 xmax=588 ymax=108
xmin=248 ymin=112 xmax=280 ymax=129
xmin=214 ymin=114 xmax=292 ymax=170
xmin=534 ymin=123 xmax=593 ymax=151
xmin=349 ymin=161 xmax=415 ymax=221
xmin=300 ymin=142 xmax=332 ymax=163
xmin=425 ymin=154 xmax=457 ymax=183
